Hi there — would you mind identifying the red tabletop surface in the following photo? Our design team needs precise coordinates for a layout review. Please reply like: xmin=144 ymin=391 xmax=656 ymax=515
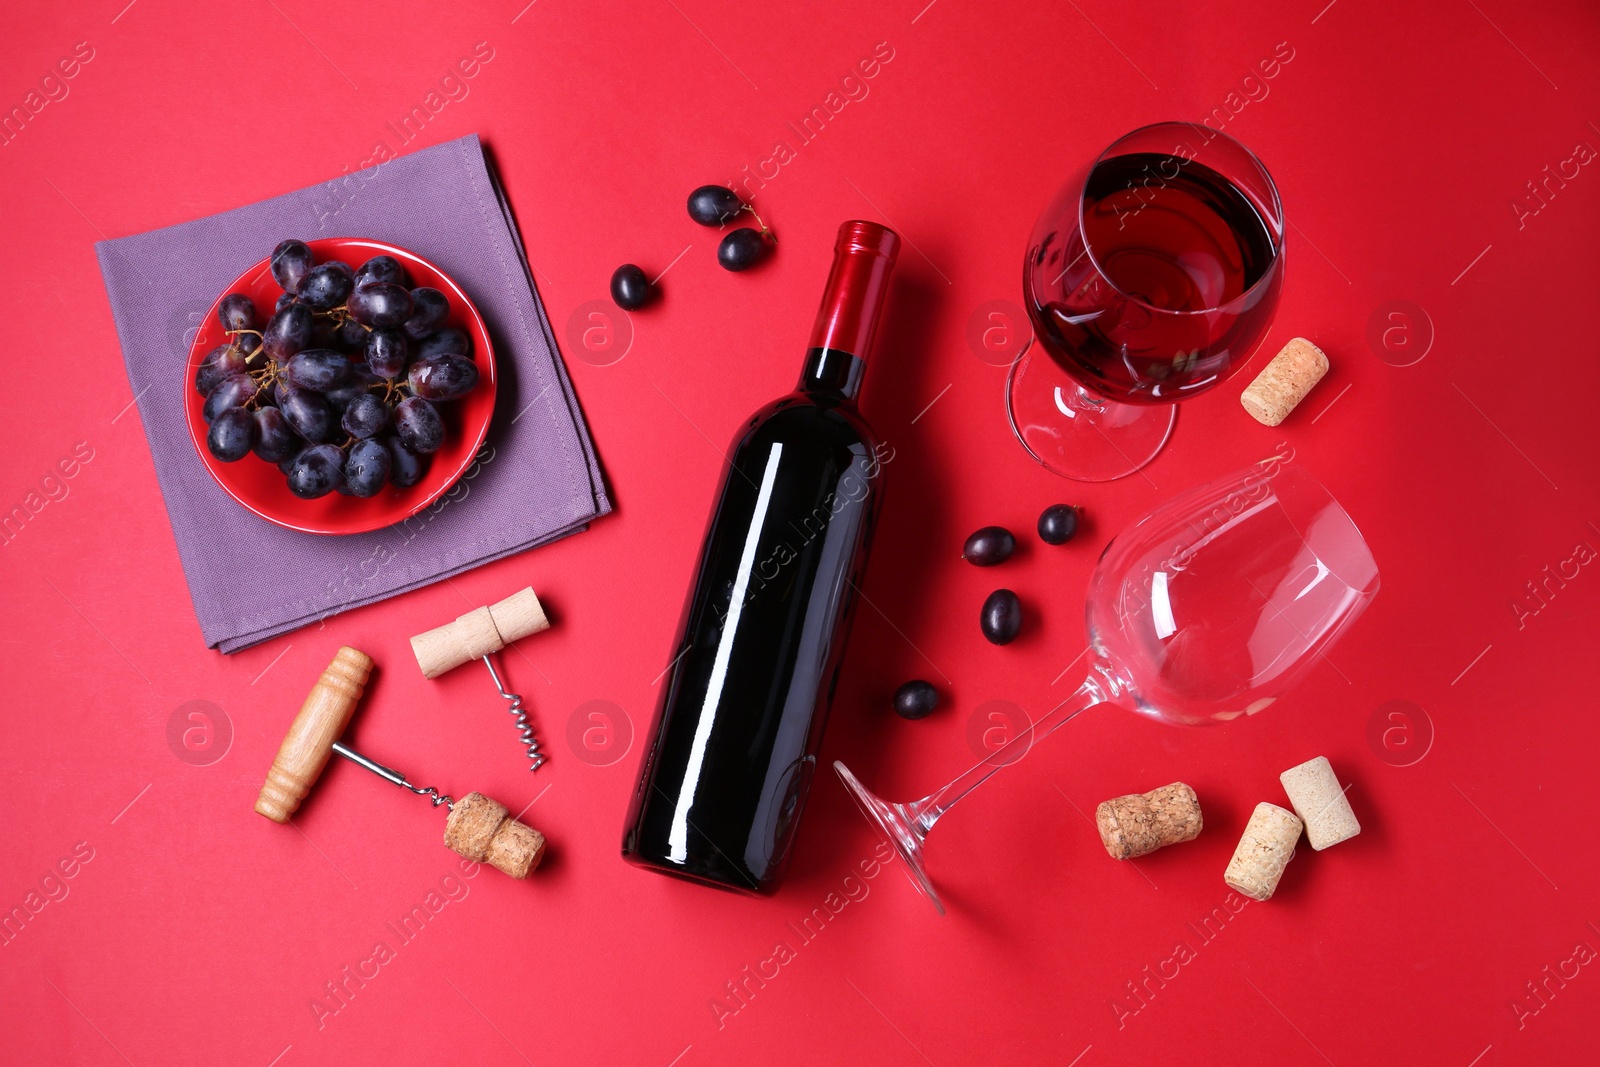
xmin=2 ymin=1 xmax=1597 ymax=1064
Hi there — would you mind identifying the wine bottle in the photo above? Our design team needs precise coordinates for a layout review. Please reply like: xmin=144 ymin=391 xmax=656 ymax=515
xmin=622 ymin=220 xmax=901 ymax=893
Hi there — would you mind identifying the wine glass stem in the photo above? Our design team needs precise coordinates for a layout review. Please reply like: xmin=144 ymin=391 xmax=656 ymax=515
xmin=906 ymin=675 xmax=1109 ymax=832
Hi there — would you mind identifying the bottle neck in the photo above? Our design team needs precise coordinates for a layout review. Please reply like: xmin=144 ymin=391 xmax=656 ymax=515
xmin=799 ymin=346 xmax=866 ymax=402
xmin=798 ymin=221 xmax=900 ymax=405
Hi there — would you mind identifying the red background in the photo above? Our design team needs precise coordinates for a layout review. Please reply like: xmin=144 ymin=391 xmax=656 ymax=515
xmin=2 ymin=1 xmax=1597 ymax=1064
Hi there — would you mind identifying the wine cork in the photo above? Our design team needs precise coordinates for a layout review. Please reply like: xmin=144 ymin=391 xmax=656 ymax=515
xmin=444 ymin=791 xmax=546 ymax=879
xmin=1240 ymin=337 xmax=1328 ymax=426
xmin=1095 ymin=782 xmax=1203 ymax=860
xmin=485 ymin=819 xmax=546 ymax=879
xmin=411 ymin=587 xmax=550 ymax=679
xmin=1279 ymin=756 xmax=1361 ymax=850
xmin=1224 ymin=802 xmax=1303 ymax=901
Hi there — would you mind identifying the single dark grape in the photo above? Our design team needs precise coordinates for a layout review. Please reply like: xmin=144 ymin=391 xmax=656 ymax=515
xmin=322 ymin=380 xmax=365 ymax=414
xmin=347 ymin=282 xmax=412 ymax=329
xmin=274 ymin=291 xmax=297 ymax=314
xmin=718 ymin=227 xmax=771 ymax=271
xmin=354 ymin=254 xmax=408 ymax=290
xmin=342 ymin=438 xmax=392 ymax=497
xmin=365 ymin=328 xmax=409 ymax=378
xmin=394 ymin=396 xmax=444 ymax=454
xmin=610 ymin=264 xmax=652 ymax=310
xmin=980 ymin=589 xmax=1023 ymax=645
xmin=384 ymin=436 xmax=429 ymax=487
xmin=202 ymin=374 xmax=257 ymax=422
xmin=285 ymin=349 xmax=353 ymax=392
xmin=195 ymin=343 xmax=246 ymax=397
xmin=403 ymin=287 xmax=450 ymax=339
xmin=287 ymin=444 xmax=345 ymax=499
xmin=1037 ymin=504 xmax=1080 ymax=545
xmin=297 ymin=261 xmax=354 ymax=311
xmin=252 ymin=406 xmax=300 ymax=462
xmin=207 ymin=407 xmax=256 ymax=462
xmin=278 ymin=386 xmax=335 ymax=443
xmin=407 ymin=355 xmax=479 ymax=401
xmin=415 ymin=328 xmax=472 ymax=360
xmin=893 ymin=680 xmax=940 ymax=720
xmin=687 ymin=184 xmax=746 ymax=225
xmin=963 ymin=526 xmax=1016 ymax=566
xmin=270 ymin=239 xmax=314 ymax=294
xmin=236 ymin=332 xmax=261 ymax=356
xmin=341 ymin=393 xmax=389 ymax=438
xmin=262 ymin=303 xmax=314 ymax=361
xmin=218 ymin=293 xmax=256 ymax=333
xmin=335 ymin=315 xmax=369 ymax=350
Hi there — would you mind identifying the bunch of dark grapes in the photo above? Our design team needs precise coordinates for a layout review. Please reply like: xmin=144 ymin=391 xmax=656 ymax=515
xmin=196 ymin=240 xmax=481 ymax=500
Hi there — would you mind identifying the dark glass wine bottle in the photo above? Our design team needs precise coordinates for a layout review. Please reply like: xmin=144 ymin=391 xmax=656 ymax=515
xmin=622 ymin=220 xmax=901 ymax=893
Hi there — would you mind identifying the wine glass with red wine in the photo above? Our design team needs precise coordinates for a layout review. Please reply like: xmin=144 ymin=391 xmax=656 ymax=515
xmin=1008 ymin=122 xmax=1285 ymax=481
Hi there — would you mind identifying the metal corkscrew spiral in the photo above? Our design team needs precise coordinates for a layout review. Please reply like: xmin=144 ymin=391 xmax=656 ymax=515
xmin=410 ymin=588 xmax=553 ymax=774
xmin=482 ymin=656 xmax=545 ymax=771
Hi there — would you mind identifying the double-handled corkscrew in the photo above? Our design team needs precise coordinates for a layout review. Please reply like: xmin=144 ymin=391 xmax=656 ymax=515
xmin=409 ymin=587 xmax=550 ymax=771
xmin=255 ymin=647 xmax=547 ymax=878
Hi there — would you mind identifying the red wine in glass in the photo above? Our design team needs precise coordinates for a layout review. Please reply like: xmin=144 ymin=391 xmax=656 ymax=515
xmin=1011 ymin=123 xmax=1285 ymax=481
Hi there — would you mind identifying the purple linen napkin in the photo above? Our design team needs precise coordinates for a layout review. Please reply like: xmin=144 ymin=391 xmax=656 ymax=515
xmin=96 ymin=134 xmax=610 ymax=652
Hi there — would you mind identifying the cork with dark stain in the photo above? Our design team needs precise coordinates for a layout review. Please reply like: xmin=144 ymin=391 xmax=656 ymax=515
xmin=1095 ymin=782 xmax=1204 ymax=860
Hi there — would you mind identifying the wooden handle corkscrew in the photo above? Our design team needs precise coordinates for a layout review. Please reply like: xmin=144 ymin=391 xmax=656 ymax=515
xmin=255 ymin=646 xmax=373 ymax=823
xmin=410 ymin=587 xmax=549 ymax=679
xmin=255 ymin=645 xmax=549 ymax=878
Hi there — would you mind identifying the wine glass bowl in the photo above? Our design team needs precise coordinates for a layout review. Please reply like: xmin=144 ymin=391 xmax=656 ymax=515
xmin=1009 ymin=123 xmax=1286 ymax=481
xmin=834 ymin=457 xmax=1377 ymax=913
xmin=1086 ymin=458 xmax=1379 ymax=726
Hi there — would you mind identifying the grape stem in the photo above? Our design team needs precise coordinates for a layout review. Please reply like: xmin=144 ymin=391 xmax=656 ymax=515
xmin=245 ymin=357 xmax=284 ymax=410
xmin=744 ymin=205 xmax=774 ymax=242
xmin=720 ymin=204 xmax=774 ymax=242
xmin=380 ymin=377 xmax=412 ymax=407
xmin=322 ymin=305 xmax=371 ymax=333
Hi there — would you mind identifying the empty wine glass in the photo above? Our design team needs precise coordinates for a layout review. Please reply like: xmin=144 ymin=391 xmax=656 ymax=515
xmin=834 ymin=455 xmax=1378 ymax=913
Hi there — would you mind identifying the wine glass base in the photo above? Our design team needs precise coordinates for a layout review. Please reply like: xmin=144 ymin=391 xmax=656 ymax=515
xmin=833 ymin=760 xmax=945 ymax=915
xmin=1006 ymin=341 xmax=1176 ymax=482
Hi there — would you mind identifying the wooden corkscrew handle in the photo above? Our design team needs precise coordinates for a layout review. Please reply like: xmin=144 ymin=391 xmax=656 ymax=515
xmin=443 ymin=792 xmax=547 ymax=879
xmin=410 ymin=587 xmax=549 ymax=679
xmin=255 ymin=646 xmax=374 ymax=823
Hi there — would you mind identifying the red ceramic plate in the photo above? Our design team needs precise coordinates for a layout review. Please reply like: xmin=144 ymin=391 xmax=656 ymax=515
xmin=185 ymin=238 xmax=496 ymax=535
